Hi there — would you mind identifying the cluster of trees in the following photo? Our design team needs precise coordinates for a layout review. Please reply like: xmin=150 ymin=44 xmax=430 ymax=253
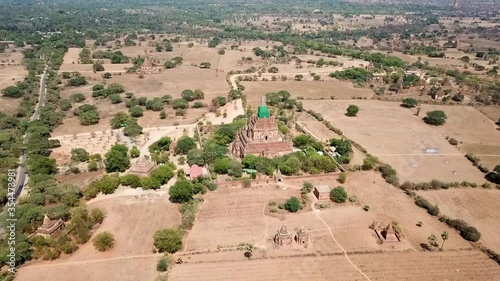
xmin=424 ymin=110 xmax=447 ymax=126
xmin=92 ymin=50 xmax=130 ymax=64
xmin=155 ymin=40 xmax=173 ymax=52
xmin=265 ymin=90 xmax=297 ymax=109
xmin=330 ymin=138 xmax=352 ymax=164
xmin=164 ymin=56 xmax=183 ymax=69
xmin=74 ymin=104 xmax=100 ymax=126
xmin=330 ymin=68 xmax=372 ymax=84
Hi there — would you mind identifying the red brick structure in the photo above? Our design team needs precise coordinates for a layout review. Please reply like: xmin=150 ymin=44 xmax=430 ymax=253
xmin=129 ymin=155 xmax=157 ymax=176
xmin=376 ymin=222 xmax=401 ymax=243
xmin=34 ymin=215 xmax=65 ymax=238
xmin=231 ymin=107 xmax=292 ymax=158
xmin=274 ymin=224 xmax=293 ymax=246
xmin=314 ymin=185 xmax=332 ymax=200
xmin=295 ymin=227 xmax=309 ymax=247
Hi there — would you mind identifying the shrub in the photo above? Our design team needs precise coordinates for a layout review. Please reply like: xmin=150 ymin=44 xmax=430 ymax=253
xmin=362 ymin=155 xmax=378 ymax=170
xmin=346 ymin=105 xmax=359 ymax=117
xmin=402 ymin=98 xmax=418 ymax=108
xmin=415 ymin=196 xmax=439 ymax=216
xmin=153 ymin=228 xmax=183 ymax=253
xmin=302 ymin=182 xmax=314 ymax=193
xmin=330 ymin=186 xmax=347 ymax=203
xmin=338 ymin=173 xmax=347 ymax=184
xmin=424 ymin=110 xmax=447 ymax=126
xmin=157 ymin=256 xmax=169 ymax=272
xmin=460 ymin=226 xmax=481 ymax=242
xmin=448 ymin=138 xmax=458 ymax=146
xmin=284 ymin=196 xmax=301 ymax=212
xmin=92 ymin=232 xmax=115 ymax=252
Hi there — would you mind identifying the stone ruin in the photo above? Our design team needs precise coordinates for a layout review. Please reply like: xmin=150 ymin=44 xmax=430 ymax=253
xmin=33 ymin=214 xmax=65 ymax=238
xmin=274 ymin=224 xmax=309 ymax=247
xmin=374 ymin=222 xmax=401 ymax=243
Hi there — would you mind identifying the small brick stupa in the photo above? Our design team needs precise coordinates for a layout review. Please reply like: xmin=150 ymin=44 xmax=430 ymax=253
xmin=35 ymin=215 xmax=65 ymax=238
xmin=377 ymin=222 xmax=400 ymax=243
xmin=129 ymin=155 xmax=156 ymax=176
xmin=274 ymin=224 xmax=293 ymax=246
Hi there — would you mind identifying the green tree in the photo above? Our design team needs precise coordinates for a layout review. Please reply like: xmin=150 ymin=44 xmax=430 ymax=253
xmin=164 ymin=60 xmax=176 ymax=69
xmin=110 ymin=112 xmax=134 ymax=129
xmin=120 ymin=174 xmax=142 ymax=188
xmin=440 ymin=231 xmax=449 ymax=250
xmin=79 ymin=110 xmax=100 ymax=125
xmin=58 ymin=99 xmax=72 ymax=111
xmin=346 ymin=105 xmax=359 ymax=117
xmin=424 ymin=110 xmax=447 ymax=126
xmin=284 ymin=196 xmax=301 ymax=212
xmin=160 ymin=110 xmax=167 ymax=119
xmin=330 ymin=186 xmax=347 ymax=203
xmin=104 ymin=144 xmax=130 ymax=173
xmin=175 ymin=136 xmax=196 ymax=155
xmin=169 ymin=179 xmax=194 ymax=203
xmin=181 ymin=89 xmax=196 ymax=101
xmin=130 ymin=146 xmax=140 ymax=158
xmin=157 ymin=256 xmax=169 ymax=272
xmin=128 ymin=106 xmax=143 ymax=117
xmin=92 ymin=232 xmax=115 ymax=252
xmin=2 ymin=86 xmax=22 ymax=98
xmin=402 ymin=98 xmax=418 ymax=108
xmin=428 ymin=233 xmax=439 ymax=249
xmin=123 ymin=123 xmax=143 ymax=138
xmin=27 ymin=155 xmax=57 ymax=175
xmin=70 ymin=93 xmax=85 ymax=102
xmin=149 ymin=137 xmax=172 ymax=153
xmin=93 ymin=63 xmax=104 ymax=72
xmin=153 ymin=229 xmax=183 ymax=253
xmin=172 ymin=99 xmax=189 ymax=109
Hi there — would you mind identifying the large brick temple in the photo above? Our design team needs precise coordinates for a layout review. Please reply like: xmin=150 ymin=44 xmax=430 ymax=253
xmin=231 ymin=99 xmax=292 ymax=158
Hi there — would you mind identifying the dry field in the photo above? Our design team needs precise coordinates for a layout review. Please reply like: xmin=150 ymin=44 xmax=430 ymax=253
xmin=55 ymin=171 xmax=105 ymax=188
xmin=185 ymin=186 xmax=301 ymax=251
xmin=169 ymin=250 xmax=500 ymax=281
xmin=416 ymin=189 xmax=500 ymax=253
xmin=301 ymin=100 xmax=489 ymax=183
xmin=17 ymin=192 xmax=180 ymax=281
xmin=476 ymin=105 xmax=500 ymax=123
xmin=242 ymin=81 xmax=373 ymax=106
xmin=0 ymin=48 xmax=28 ymax=114
xmin=285 ymin=172 xmax=470 ymax=252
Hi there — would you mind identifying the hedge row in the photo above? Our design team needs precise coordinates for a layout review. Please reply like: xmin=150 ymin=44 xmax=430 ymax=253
xmin=414 ymin=196 xmax=439 ymax=216
xmin=439 ymin=216 xmax=481 ymax=242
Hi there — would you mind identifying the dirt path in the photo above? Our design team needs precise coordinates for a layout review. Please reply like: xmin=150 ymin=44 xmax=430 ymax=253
xmin=182 ymin=198 xmax=206 ymax=252
xmin=21 ymin=253 xmax=162 ymax=269
xmin=311 ymin=200 xmax=372 ymax=281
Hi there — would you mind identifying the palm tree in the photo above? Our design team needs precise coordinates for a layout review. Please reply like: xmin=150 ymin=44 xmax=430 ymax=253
xmin=440 ymin=231 xmax=449 ymax=250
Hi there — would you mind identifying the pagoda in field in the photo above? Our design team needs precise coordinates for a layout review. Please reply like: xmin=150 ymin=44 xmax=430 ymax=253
xmin=231 ymin=97 xmax=292 ymax=158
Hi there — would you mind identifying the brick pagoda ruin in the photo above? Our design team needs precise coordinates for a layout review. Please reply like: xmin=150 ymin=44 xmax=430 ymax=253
xmin=232 ymin=97 xmax=292 ymax=158
xmin=295 ymin=227 xmax=310 ymax=247
xmin=129 ymin=155 xmax=157 ymax=176
xmin=274 ymin=224 xmax=293 ymax=246
xmin=34 ymin=215 xmax=65 ymax=238
xmin=375 ymin=222 xmax=401 ymax=243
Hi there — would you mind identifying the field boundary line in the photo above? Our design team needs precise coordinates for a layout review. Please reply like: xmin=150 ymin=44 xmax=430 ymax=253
xmin=312 ymin=201 xmax=372 ymax=281
xmin=181 ymin=197 xmax=206 ymax=252
xmin=21 ymin=253 xmax=162 ymax=268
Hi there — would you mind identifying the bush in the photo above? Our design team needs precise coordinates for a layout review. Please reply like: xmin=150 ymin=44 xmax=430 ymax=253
xmin=424 ymin=110 xmax=447 ymax=126
xmin=362 ymin=155 xmax=378 ymax=170
xmin=338 ymin=173 xmax=347 ymax=184
xmin=157 ymin=256 xmax=169 ymax=272
xmin=346 ymin=105 xmax=359 ymax=117
xmin=302 ymin=182 xmax=314 ymax=193
xmin=448 ymin=138 xmax=458 ymax=146
xmin=92 ymin=232 xmax=115 ymax=252
xmin=153 ymin=229 xmax=183 ymax=253
xmin=284 ymin=196 xmax=301 ymax=212
xmin=330 ymin=186 xmax=347 ymax=203
xmin=402 ymin=98 xmax=418 ymax=108
xmin=460 ymin=226 xmax=481 ymax=242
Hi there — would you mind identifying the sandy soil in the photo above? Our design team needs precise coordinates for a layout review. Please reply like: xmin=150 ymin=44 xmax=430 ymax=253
xmin=17 ymin=193 xmax=181 ymax=281
xmin=169 ymin=250 xmax=500 ymax=281
xmin=301 ymin=100 xmax=488 ymax=183
xmin=185 ymin=186 xmax=301 ymax=251
xmin=416 ymin=189 xmax=500 ymax=253
xmin=242 ymin=81 xmax=373 ymax=106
